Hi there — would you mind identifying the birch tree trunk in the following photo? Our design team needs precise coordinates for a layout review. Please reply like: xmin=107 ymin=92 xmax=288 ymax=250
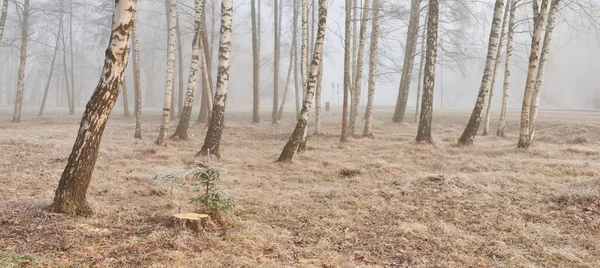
xmin=518 ymin=0 xmax=549 ymax=149
xmin=528 ymin=0 xmax=560 ymax=143
xmin=48 ymin=0 xmax=135 ymax=216
xmin=251 ymin=0 xmax=260 ymax=123
xmin=198 ymin=0 xmax=233 ymax=158
xmin=298 ymin=0 xmax=310 ymax=151
xmin=272 ymin=0 xmax=280 ymax=124
xmin=11 ymin=0 xmax=29 ymax=123
xmin=39 ymin=12 xmax=63 ymax=116
xmin=340 ymin=0 xmax=351 ymax=142
xmin=197 ymin=15 xmax=214 ymax=124
xmin=133 ymin=5 xmax=143 ymax=139
xmin=457 ymin=0 xmax=505 ymax=146
xmin=348 ymin=0 xmax=371 ymax=135
xmin=293 ymin=0 xmax=301 ymax=119
xmin=314 ymin=62 xmax=323 ymax=134
xmin=156 ymin=0 xmax=178 ymax=146
xmin=392 ymin=0 xmax=421 ymax=123
xmin=415 ymin=0 xmax=439 ymax=143
xmin=482 ymin=0 xmax=510 ymax=135
xmin=496 ymin=0 xmax=515 ymax=137
xmin=172 ymin=0 xmax=204 ymax=140
xmin=176 ymin=13 xmax=184 ymax=118
xmin=414 ymin=17 xmax=427 ymax=123
xmin=363 ymin=0 xmax=380 ymax=137
xmin=0 ymin=0 xmax=8 ymax=42
xmin=277 ymin=0 xmax=329 ymax=163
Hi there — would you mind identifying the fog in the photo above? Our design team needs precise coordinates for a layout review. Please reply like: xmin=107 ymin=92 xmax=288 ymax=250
xmin=1 ymin=0 xmax=599 ymax=115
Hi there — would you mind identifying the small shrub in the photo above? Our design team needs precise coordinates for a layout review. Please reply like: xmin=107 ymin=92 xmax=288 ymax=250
xmin=190 ymin=168 xmax=237 ymax=218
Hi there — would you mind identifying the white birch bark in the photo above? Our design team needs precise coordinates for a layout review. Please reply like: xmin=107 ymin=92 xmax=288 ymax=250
xmin=298 ymin=0 xmax=310 ymax=151
xmin=363 ymin=0 xmax=380 ymax=137
xmin=156 ymin=0 xmax=178 ymax=145
xmin=133 ymin=4 xmax=143 ymax=139
xmin=496 ymin=0 xmax=516 ymax=137
xmin=348 ymin=0 xmax=371 ymax=135
xmin=11 ymin=0 xmax=30 ymax=123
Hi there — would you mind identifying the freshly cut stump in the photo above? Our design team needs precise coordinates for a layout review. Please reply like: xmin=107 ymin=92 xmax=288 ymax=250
xmin=172 ymin=213 xmax=210 ymax=233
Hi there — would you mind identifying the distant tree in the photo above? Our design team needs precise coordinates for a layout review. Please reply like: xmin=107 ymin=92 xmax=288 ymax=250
xmin=38 ymin=6 xmax=64 ymax=116
xmin=457 ymin=0 xmax=505 ymax=146
xmin=340 ymin=0 xmax=351 ymax=142
xmin=272 ymin=0 xmax=281 ymax=124
xmin=198 ymin=0 xmax=233 ymax=158
xmin=415 ymin=0 xmax=439 ymax=143
xmin=132 ymin=4 xmax=143 ymax=139
xmin=0 ymin=0 xmax=7 ymax=42
xmin=277 ymin=0 xmax=329 ymax=162
xmin=348 ymin=0 xmax=370 ymax=135
xmin=497 ymin=0 xmax=516 ymax=137
xmin=156 ymin=0 xmax=178 ymax=146
xmin=414 ymin=13 xmax=427 ymax=123
xmin=176 ymin=12 xmax=184 ymax=118
xmin=363 ymin=0 xmax=381 ymax=137
xmin=251 ymin=0 xmax=260 ymax=123
xmin=48 ymin=0 xmax=135 ymax=216
xmin=121 ymin=77 xmax=131 ymax=117
xmin=11 ymin=0 xmax=30 ymax=123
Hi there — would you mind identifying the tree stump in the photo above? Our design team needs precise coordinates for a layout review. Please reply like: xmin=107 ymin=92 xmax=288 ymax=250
xmin=172 ymin=213 xmax=210 ymax=233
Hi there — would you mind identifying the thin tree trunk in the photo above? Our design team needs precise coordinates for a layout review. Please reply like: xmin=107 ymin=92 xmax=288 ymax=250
xmin=62 ymin=24 xmax=74 ymax=116
xmin=172 ymin=0 xmax=204 ymax=140
xmin=198 ymin=0 xmax=233 ymax=158
xmin=156 ymin=0 xmax=178 ymax=146
xmin=48 ymin=0 xmax=135 ymax=216
xmin=482 ymin=0 xmax=510 ymax=135
xmin=251 ymin=0 xmax=260 ymax=123
xmin=348 ymin=0 xmax=357 ymax=121
xmin=38 ymin=12 xmax=63 ymax=116
xmin=11 ymin=0 xmax=29 ymax=123
xmin=348 ymin=0 xmax=371 ymax=135
xmin=69 ymin=0 xmax=75 ymax=115
xmin=293 ymin=0 xmax=300 ymax=119
xmin=298 ymin=0 xmax=309 ymax=151
xmin=529 ymin=0 xmax=560 ymax=142
xmin=314 ymin=62 xmax=323 ymax=134
xmin=414 ymin=16 xmax=427 ymax=123
xmin=277 ymin=0 xmax=328 ymax=163
xmin=133 ymin=4 xmax=143 ymax=139
xmin=392 ymin=0 xmax=421 ymax=123
xmin=497 ymin=0 xmax=516 ymax=137
xmin=121 ymin=77 xmax=131 ymax=117
xmin=272 ymin=0 xmax=280 ymax=124
xmin=415 ymin=0 xmax=439 ymax=143
xmin=363 ymin=0 xmax=380 ymax=137
xmin=197 ymin=10 xmax=214 ymax=125
xmin=278 ymin=40 xmax=296 ymax=120
xmin=518 ymin=0 xmax=549 ymax=149
xmin=340 ymin=0 xmax=351 ymax=142
xmin=176 ymin=13 xmax=184 ymax=118
xmin=0 ymin=0 xmax=8 ymax=42
xmin=457 ymin=0 xmax=505 ymax=146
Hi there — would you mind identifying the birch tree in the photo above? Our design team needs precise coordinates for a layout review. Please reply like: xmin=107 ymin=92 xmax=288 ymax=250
xmin=340 ymin=0 xmax=351 ymax=142
xmin=197 ymin=15 xmax=214 ymax=124
xmin=482 ymin=0 xmax=510 ymax=135
xmin=363 ymin=0 xmax=381 ymax=137
xmin=251 ymin=0 xmax=260 ymax=123
xmin=348 ymin=0 xmax=371 ymax=135
xmin=48 ymin=0 xmax=135 ymax=216
xmin=198 ymin=0 xmax=233 ymax=158
xmin=392 ymin=0 xmax=421 ymax=123
xmin=272 ymin=0 xmax=281 ymax=124
xmin=528 ymin=0 xmax=561 ymax=143
xmin=176 ymin=14 xmax=184 ymax=118
xmin=414 ymin=15 xmax=427 ymax=123
xmin=172 ymin=0 xmax=204 ymax=140
xmin=133 ymin=3 xmax=143 ymax=139
xmin=457 ymin=0 xmax=505 ymax=146
xmin=11 ymin=0 xmax=30 ymax=123
xmin=277 ymin=0 xmax=329 ymax=163
xmin=496 ymin=0 xmax=515 ymax=137
xmin=415 ymin=0 xmax=439 ymax=143
xmin=298 ymin=0 xmax=309 ymax=151
xmin=314 ymin=63 xmax=323 ymax=134
xmin=156 ymin=0 xmax=178 ymax=145
xmin=518 ymin=0 xmax=549 ymax=149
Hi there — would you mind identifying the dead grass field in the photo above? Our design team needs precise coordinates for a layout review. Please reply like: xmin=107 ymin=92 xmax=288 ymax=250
xmin=0 ymin=107 xmax=599 ymax=267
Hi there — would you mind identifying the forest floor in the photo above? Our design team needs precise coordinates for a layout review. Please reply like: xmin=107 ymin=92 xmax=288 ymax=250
xmin=0 ymin=107 xmax=599 ymax=267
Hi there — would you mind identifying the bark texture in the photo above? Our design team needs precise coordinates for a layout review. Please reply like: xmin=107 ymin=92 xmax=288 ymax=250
xmin=340 ymin=0 xmax=351 ymax=142
xmin=272 ymin=0 xmax=281 ymax=124
xmin=415 ymin=0 xmax=439 ymax=143
xmin=156 ymin=0 xmax=178 ymax=146
xmin=348 ymin=0 xmax=371 ymax=135
xmin=497 ymin=0 xmax=516 ymax=137
xmin=11 ymin=0 xmax=30 ymax=123
xmin=48 ymin=0 xmax=135 ymax=216
xmin=133 ymin=5 xmax=143 ymax=139
xmin=362 ymin=0 xmax=380 ymax=137
xmin=198 ymin=0 xmax=233 ymax=158
xmin=277 ymin=0 xmax=329 ymax=163
xmin=414 ymin=17 xmax=427 ymax=123
xmin=457 ymin=0 xmax=505 ymax=145
xmin=251 ymin=0 xmax=260 ymax=123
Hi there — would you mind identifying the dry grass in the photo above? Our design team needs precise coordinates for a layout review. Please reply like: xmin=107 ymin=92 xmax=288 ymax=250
xmin=0 ymin=107 xmax=599 ymax=267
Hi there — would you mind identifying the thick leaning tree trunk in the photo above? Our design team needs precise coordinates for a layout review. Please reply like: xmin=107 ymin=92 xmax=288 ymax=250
xmin=172 ymin=0 xmax=204 ymax=140
xmin=156 ymin=0 xmax=178 ymax=146
xmin=132 ymin=6 xmax=143 ymax=139
xmin=251 ymin=0 xmax=260 ymax=123
xmin=457 ymin=0 xmax=505 ymax=146
xmin=528 ymin=0 xmax=560 ymax=143
xmin=414 ymin=17 xmax=427 ymax=123
xmin=340 ymin=0 xmax=351 ymax=142
xmin=362 ymin=0 xmax=381 ymax=137
xmin=277 ymin=0 xmax=329 ymax=163
xmin=347 ymin=0 xmax=371 ymax=135
xmin=392 ymin=0 xmax=421 ymax=123
xmin=198 ymin=0 xmax=233 ymax=158
xmin=415 ymin=0 xmax=439 ymax=143
xmin=482 ymin=0 xmax=510 ymax=136
xmin=48 ymin=0 xmax=135 ymax=216
xmin=497 ymin=0 xmax=516 ymax=137
xmin=518 ymin=0 xmax=549 ymax=149
xmin=11 ymin=0 xmax=30 ymax=123
xmin=0 ymin=0 xmax=8 ymax=42
xmin=39 ymin=12 xmax=63 ymax=117
xmin=272 ymin=0 xmax=280 ymax=124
